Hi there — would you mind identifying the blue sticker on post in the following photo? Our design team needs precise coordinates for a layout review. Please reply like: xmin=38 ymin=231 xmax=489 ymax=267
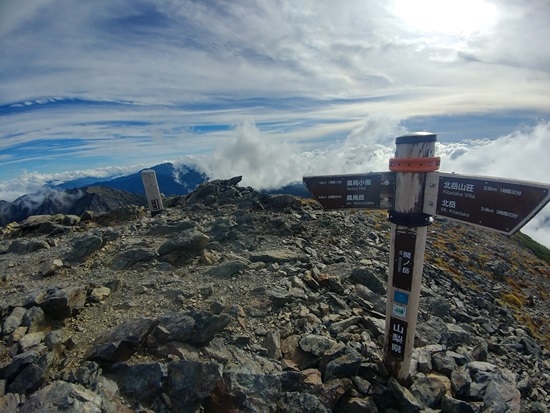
xmin=394 ymin=290 xmax=409 ymax=305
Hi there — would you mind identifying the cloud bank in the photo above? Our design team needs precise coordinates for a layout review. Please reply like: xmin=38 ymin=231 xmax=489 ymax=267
xmin=0 ymin=165 xmax=145 ymax=202
xmin=191 ymin=117 xmax=550 ymax=246
xmin=193 ymin=115 xmax=404 ymax=190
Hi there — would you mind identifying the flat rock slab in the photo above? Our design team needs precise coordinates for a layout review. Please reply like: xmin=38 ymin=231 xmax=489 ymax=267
xmin=250 ymin=249 xmax=308 ymax=263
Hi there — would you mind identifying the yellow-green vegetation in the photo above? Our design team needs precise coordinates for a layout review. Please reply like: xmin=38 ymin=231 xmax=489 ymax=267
xmin=299 ymin=197 xmax=321 ymax=207
xmin=432 ymin=256 xmax=449 ymax=270
xmin=507 ymin=277 xmax=527 ymax=291
xmin=500 ymin=292 xmax=524 ymax=309
xmin=428 ymin=255 xmax=468 ymax=285
xmin=516 ymin=312 xmax=550 ymax=350
xmin=512 ymin=232 xmax=550 ymax=265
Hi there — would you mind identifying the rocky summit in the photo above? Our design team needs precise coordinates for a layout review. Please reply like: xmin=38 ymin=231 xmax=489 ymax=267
xmin=0 ymin=177 xmax=549 ymax=413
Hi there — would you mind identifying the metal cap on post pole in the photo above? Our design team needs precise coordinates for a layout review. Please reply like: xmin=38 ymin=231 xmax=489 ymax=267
xmin=383 ymin=132 xmax=438 ymax=382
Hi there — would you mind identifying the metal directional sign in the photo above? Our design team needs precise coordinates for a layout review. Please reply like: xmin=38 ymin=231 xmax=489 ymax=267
xmin=303 ymin=172 xmax=395 ymax=210
xmin=424 ymin=172 xmax=550 ymax=234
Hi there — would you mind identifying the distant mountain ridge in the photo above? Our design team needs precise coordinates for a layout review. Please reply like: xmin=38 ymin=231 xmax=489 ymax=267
xmin=0 ymin=187 xmax=146 ymax=227
xmin=57 ymin=162 xmax=311 ymax=198
xmin=0 ymin=163 xmax=311 ymax=227
xmin=57 ymin=163 xmax=208 ymax=196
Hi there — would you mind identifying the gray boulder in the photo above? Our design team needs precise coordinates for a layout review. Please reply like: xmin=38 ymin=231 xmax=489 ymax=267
xmin=148 ymin=220 xmax=194 ymax=236
xmin=350 ymin=267 xmax=386 ymax=295
xmin=111 ymin=248 xmax=157 ymax=269
xmin=2 ymin=307 xmax=27 ymax=336
xmin=35 ymin=285 xmax=87 ymax=319
xmin=19 ymin=381 xmax=103 ymax=413
xmin=206 ymin=371 xmax=281 ymax=413
xmin=157 ymin=229 xmax=209 ymax=263
xmin=7 ymin=240 xmax=49 ymax=254
xmin=206 ymin=260 xmax=249 ymax=277
xmin=8 ymin=352 xmax=54 ymax=395
xmin=106 ymin=362 xmax=167 ymax=403
xmin=167 ymin=360 xmax=222 ymax=412
xmin=87 ymin=318 xmax=158 ymax=363
xmin=410 ymin=375 xmax=447 ymax=409
xmin=65 ymin=235 xmax=103 ymax=263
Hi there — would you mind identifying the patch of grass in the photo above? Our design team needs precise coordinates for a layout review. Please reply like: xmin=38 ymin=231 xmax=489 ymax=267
xmin=516 ymin=312 xmax=550 ymax=349
xmin=507 ymin=277 xmax=529 ymax=291
xmin=432 ymin=256 xmax=446 ymax=269
xmin=512 ymin=232 xmax=550 ymax=264
xmin=501 ymin=292 xmax=525 ymax=309
xmin=299 ymin=198 xmax=320 ymax=207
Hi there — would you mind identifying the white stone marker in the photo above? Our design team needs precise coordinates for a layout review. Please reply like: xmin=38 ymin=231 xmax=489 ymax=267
xmin=141 ymin=169 xmax=164 ymax=216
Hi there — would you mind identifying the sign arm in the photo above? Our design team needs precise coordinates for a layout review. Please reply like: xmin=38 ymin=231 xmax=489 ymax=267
xmin=424 ymin=172 xmax=550 ymax=235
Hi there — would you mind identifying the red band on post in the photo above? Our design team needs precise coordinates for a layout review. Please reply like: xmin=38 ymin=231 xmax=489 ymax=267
xmin=389 ymin=156 xmax=441 ymax=172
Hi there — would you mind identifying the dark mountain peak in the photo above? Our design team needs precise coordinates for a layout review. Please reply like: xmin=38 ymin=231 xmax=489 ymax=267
xmin=57 ymin=162 xmax=208 ymax=197
xmin=0 ymin=186 xmax=146 ymax=227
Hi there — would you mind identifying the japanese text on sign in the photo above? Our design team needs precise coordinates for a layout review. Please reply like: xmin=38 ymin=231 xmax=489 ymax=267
xmin=444 ymin=181 xmax=474 ymax=192
xmin=428 ymin=173 xmax=550 ymax=234
xmin=388 ymin=317 xmax=408 ymax=360
xmin=347 ymin=179 xmax=372 ymax=187
xmin=392 ymin=231 xmax=416 ymax=291
xmin=303 ymin=172 xmax=395 ymax=210
xmin=151 ymin=199 xmax=161 ymax=210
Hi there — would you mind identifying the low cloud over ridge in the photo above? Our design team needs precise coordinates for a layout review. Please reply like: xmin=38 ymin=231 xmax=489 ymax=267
xmin=191 ymin=117 xmax=550 ymax=247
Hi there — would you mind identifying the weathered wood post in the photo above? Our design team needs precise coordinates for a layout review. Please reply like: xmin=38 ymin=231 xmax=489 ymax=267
xmin=383 ymin=132 xmax=440 ymax=381
xmin=141 ymin=169 xmax=164 ymax=216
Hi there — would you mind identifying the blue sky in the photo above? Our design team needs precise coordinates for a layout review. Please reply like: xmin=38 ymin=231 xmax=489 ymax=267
xmin=1 ymin=0 xmax=550 ymax=245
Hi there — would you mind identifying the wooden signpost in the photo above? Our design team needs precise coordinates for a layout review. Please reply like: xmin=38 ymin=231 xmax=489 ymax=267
xmin=303 ymin=132 xmax=550 ymax=381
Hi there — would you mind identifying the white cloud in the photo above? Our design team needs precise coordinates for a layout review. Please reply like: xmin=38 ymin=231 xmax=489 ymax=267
xmin=440 ymin=120 xmax=550 ymax=183
xmin=1 ymin=0 xmax=549 ymax=115
xmin=193 ymin=115 xmax=404 ymax=189
xmin=193 ymin=121 xmax=306 ymax=189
